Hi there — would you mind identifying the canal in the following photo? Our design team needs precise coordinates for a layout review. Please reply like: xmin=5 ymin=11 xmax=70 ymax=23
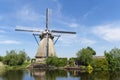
xmin=0 ymin=69 xmax=120 ymax=80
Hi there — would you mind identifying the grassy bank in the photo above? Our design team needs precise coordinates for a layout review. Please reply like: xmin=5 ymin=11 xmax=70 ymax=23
xmin=0 ymin=62 xmax=6 ymax=75
xmin=5 ymin=62 xmax=31 ymax=70
xmin=0 ymin=62 xmax=30 ymax=71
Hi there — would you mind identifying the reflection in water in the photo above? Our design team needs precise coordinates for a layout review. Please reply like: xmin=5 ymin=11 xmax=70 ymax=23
xmin=0 ymin=69 xmax=120 ymax=80
xmin=30 ymin=69 xmax=67 ymax=80
xmin=70 ymin=70 xmax=120 ymax=80
xmin=32 ymin=69 xmax=46 ymax=80
xmin=0 ymin=70 xmax=24 ymax=80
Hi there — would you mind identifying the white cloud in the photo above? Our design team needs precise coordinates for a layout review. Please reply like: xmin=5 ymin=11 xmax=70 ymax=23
xmin=53 ymin=18 xmax=79 ymax=28
xmin=69 ymin=23 xmax=79 ymax=28
xmin=16 ymin=1 xmax=79 ymax=30
xmin=78 ymin=38 xmax=96 ymax=46
xmin=50 ymin=0 xmax=79 ymax=28
xmin=0 ymin=26 xmax=15 ymax=34
xmin=56 ymin=34 xmax=77 ymax=46
xmin=0 ymin=40 xmax=20 ymax=44
xmin=52 ymin=0 xmax=62 ymax=18
xmin=16 ymin=6 xmax=43 ymax=21
xmin=57 ymin=34 xmax=96 ymax=47
xmin=92 ymin=22 xmax=120 ymax=42
xmin=83 ymin=7 xmax=98 ymax=20
xmin=82 ymin=38 xmax=96 ymax=45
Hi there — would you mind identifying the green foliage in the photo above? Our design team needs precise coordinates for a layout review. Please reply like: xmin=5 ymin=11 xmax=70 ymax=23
xmin=105 ymin=48 xmax=120 ymax=71
xmin=26 ymin=56 xmax=31 ymax=62
xmin=46 ymin=57 xmax=67 ymax=67
xmin=87 ymin=64 xmax=93 ymax=70
xmin=17 ymin=51 xmax=27 ymax=65
xmin=2 ymin=50 xmax=28 ymax=66
xmin=93 ymin=58 xmax=108 ymax=70
xmin=76 ymin=47 xmax=95 ymax=66
xmin=68 ymin=58 xmax=77 ymax=67
xmin=31 ymin=58 xmax=36 ymax=63
xmin=87 ymin=64 xmax=93 ymax=74
xmin=87 ymin=47 xmax=96 ymax=55
xmin=0 ymin=56 xmax=3 ymax=61
xmin=20 ymin=62 xmax=31 ymax=68
xmin=80 ymin=65 xmax=86 ymax=70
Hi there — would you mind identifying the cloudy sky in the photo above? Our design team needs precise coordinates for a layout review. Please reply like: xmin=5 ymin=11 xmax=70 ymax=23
xmin=0 ymin=0 xmax=120 ymax=58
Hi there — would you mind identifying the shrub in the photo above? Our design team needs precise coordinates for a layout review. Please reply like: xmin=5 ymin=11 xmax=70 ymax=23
xmin=46 ymin=57 xmax=67 ymax=67
xmin=92 ymin=58 xmax=108 ymax=70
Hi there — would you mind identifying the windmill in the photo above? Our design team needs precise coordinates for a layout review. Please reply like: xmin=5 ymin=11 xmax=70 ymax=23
xmin=15 ymin=8 xmax=76 ymax=63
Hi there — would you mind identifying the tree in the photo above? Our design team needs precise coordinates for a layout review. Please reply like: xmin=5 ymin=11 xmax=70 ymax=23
xmin=87 ymin=47 xmax=96 ymax=55
xmin=3 ymin=50 xmax=28 ymax=66
xmin=3 ymin=50 xmax=18 ymax=66
xmin=17 ymin=50 xmax=27 ymax=65
xmin=76 ymin=47 xmax=96 ymax=66
xmin=105 ymin=48 xmax=120 ymax=70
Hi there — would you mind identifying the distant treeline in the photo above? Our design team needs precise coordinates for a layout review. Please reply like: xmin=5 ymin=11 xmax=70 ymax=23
xmin=0 ymin=47 xmax=120 ymax=71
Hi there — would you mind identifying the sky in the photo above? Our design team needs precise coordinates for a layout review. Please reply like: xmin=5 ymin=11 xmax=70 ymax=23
xmin=0 ymin=0 xmax=120 ymax=58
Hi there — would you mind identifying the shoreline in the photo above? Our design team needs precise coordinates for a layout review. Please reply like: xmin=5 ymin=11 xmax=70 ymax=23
xmin=0 ymin=62 xmax=117 ymax=72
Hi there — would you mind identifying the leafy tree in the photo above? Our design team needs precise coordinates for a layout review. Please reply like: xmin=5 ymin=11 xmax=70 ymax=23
xmin=76 ymin=47 xmax=96 ymax=66
xmin=87 ymin=47 xmax=96 ymax=55
xmin=3 ymin=50 xmax=18 ymax=66
xmin=17 ymin=50 xmax=27 ymax=65
xmin=3 ymin=50 xmax=28 ymax=66
xmin=105 ymin=48 xmax=120 ymax=70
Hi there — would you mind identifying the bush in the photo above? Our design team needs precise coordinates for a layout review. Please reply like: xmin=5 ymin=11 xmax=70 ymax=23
xmin=46 ymin=57 xmax=67 ymax=67
xmin=87 ymin=64 xmax=93 ymax=74
xmin=92 ymin=58 xmax=108 ymax=70
xmin=68 ymin=58 xmax=77 ymax=67
xmin=80 ymin=65 xmax=86 ymax=70
xmin=87 ymin=64 xmax=93 ymax=70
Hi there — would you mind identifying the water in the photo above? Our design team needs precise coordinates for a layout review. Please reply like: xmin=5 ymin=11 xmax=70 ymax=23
xmin=0 ymin=69 xmax=120 ymax=80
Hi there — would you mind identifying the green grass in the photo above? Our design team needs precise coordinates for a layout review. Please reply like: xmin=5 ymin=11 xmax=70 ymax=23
xmin=0 ymin=62 xmax=6 ymax=75
xmin=4 ymin=62 xmax=31 ymax=70
xmin=0 ymin=61 xmax=31 ymax=71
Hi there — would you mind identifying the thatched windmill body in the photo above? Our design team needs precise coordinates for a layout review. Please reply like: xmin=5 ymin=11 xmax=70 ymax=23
xmin=15 ymin=8 xmax=76 ymax=62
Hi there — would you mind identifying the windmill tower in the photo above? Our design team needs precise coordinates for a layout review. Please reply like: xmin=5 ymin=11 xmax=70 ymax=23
xmin=15 ymin=8 xmax=76 ymax=63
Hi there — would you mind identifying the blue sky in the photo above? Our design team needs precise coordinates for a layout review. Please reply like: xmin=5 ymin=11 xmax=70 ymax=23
xmin=0 ymin=0 xmax=120 ymax=58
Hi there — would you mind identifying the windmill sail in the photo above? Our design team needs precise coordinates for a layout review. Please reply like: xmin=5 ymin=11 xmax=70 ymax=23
xmin=15 ymin=28 xmax=43 ymax=32
xmin=51 ymin=30 xmax=76 ymax=34
xmin=46 ymin=8 xmax=49 ymax=58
